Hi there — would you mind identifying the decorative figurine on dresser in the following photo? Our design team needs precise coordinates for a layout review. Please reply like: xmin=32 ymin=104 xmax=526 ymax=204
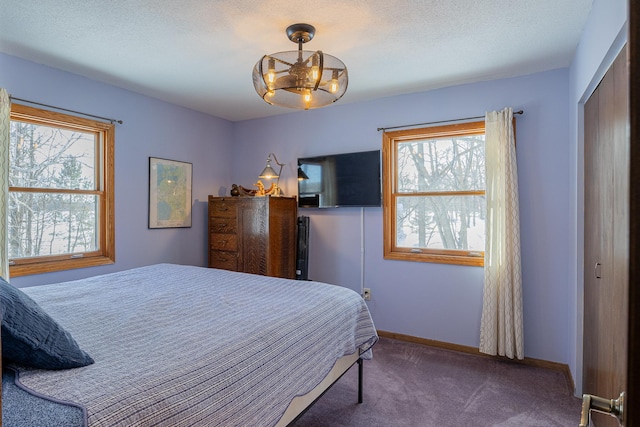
xmin=208 ymin=195 xmax=297 ymax=279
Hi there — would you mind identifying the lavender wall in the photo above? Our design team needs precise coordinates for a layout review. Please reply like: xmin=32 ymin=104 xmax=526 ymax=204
xmin=0 ymin=32 xmax=596 ymax=371
xmin=232 ymin=69 xmax=572 ymax=364
xmin=0 ymin=53 xmax=234 ymax=287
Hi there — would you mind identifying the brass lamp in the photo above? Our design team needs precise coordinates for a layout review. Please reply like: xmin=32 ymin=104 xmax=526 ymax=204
xmin=259 ymin=153 xmax=284 ymax=195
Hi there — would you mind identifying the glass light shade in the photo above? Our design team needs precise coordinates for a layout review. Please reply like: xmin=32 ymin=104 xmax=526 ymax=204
xmin=253 ymin=50 xmax=348 ymax=110
xmin=259 ymin=163 xmax=279 ymax=179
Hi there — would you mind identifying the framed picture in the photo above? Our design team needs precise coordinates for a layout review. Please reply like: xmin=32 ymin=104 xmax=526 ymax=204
xmin=148 ymin=157 xmax=193 ymax=228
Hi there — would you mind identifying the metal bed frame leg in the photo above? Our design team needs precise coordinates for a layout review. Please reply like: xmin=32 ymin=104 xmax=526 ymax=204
xmin=284 ymin=356 xmax=366 ymax=427
xmin=358 ymin=358 xmax=363 ymax=404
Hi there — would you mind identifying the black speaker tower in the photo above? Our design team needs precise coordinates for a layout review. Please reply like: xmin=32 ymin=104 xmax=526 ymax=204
xmin=296 ymin=216 xmax=310 ymax=280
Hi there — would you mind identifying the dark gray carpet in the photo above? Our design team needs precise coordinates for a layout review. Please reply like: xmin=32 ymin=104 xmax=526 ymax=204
xmin=295 ymin=337 xmax=582 ymax=426
xmin=2 ymin=369 xmax=85 ymax=427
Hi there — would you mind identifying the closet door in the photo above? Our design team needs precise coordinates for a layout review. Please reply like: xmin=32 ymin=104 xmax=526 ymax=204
xmin=583 ymin=45 xmax=629 ymax=426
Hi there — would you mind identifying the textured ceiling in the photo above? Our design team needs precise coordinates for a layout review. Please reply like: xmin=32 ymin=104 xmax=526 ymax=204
xmin=0 ymin=0 xmax=592 ymax=122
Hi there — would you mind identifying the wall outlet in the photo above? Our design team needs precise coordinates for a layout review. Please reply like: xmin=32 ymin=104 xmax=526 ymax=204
xmin=363 ymin=288 xmax=371 ymax=301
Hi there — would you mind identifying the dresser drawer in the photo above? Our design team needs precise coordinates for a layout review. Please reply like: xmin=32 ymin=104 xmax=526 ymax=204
xmin=210 ymin=250 xmax=238 ymax=271
xmin=210 ymin=217 xmax=237 ymax=234
xmin=211 ymin=233 xmax=238 ymax=251
xmin=209 ymin=200 xmax=237 ymax=218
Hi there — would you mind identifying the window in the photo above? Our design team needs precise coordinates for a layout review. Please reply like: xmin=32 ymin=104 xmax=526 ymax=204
xmin=8 ymin=104 xmax=115 ymax=276
xmin=382 ymin=121 xmax=485 ymax=266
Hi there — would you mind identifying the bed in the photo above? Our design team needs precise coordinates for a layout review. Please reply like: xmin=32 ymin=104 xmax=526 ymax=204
xmin=1 ymin=263 xmax=378 ymax=426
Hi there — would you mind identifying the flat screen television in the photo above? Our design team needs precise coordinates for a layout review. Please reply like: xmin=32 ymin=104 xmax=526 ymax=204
xmin=297 ymin=150 xmax=382 ymax=208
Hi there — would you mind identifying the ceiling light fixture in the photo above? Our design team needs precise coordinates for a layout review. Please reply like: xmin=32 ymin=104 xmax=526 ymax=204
xmin=252 ymin=23 xmax=348 ymax=110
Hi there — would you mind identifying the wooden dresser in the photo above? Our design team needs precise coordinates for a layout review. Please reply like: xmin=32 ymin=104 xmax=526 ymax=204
xmin=208 ymin=196 xmax=297 ymax=279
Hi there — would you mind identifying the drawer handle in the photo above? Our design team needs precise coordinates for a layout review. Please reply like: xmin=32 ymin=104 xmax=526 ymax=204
xmin=217 ymin=257 xmax=228 ymax=262
xmin=217 ymin=207 xmax=229 ymax=211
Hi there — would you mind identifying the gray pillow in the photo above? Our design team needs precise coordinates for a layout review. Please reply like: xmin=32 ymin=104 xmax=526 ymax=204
xmin=0 ymin=277 xmax=94 ymax=369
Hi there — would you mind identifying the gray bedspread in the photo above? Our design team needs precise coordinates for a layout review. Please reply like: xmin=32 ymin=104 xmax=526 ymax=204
xmin=12 ymin=264 xmax=378 ymax=426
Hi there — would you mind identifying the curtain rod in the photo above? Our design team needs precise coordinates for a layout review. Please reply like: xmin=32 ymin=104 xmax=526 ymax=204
xmin=9 ymin=96 xmax=123 ymax=124
xmin=377 ymin=110 xmax=523 ymax=132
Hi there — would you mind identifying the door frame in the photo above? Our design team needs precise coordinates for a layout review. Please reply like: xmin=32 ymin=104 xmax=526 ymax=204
xmin=627 ymin=0 xmax=639 ymax=424
xmin=576 ymin=3 xmax=638 ymax=423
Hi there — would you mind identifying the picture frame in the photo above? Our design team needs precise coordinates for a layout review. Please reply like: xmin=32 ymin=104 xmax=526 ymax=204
xmin=148 ymin=157 xmax=193 ymax=228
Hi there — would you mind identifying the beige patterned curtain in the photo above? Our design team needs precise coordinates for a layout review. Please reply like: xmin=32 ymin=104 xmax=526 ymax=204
xmin=0 ymin=89 xmax=10 ymax=280
xmin=479 ymin=107 xmax=524 ymax=360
